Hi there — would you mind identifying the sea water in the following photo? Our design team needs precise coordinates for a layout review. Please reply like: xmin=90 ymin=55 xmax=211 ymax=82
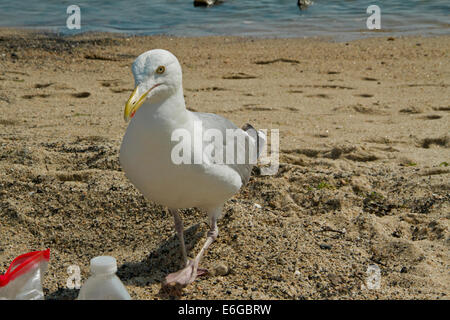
xmin=0 ymin=0 xmax=448 ymax=40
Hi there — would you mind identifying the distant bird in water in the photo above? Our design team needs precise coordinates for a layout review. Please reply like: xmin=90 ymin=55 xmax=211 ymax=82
xmin=298 ymin=0 xmax=313 ymax=10
xmin=195 ymin=1 xmax=311 ymax=10
xmin=120 ymin=49 xmax=266 ymax=287
xmin=193 ymin=0 xmax=224 ymax=7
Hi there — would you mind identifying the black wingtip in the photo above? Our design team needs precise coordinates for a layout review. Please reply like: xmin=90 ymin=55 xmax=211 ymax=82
xmin=242 ymin=123 xmax=265 ymax=159
xmin=241 ymin=123 xmax=255 ymax=132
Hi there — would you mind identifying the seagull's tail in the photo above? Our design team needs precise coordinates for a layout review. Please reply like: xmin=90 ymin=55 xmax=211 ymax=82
xmin=242 ymin=123 xmax=266 ymax=159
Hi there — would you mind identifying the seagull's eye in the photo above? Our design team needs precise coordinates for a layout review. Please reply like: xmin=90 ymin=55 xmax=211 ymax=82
xmin=156 ymin=66 xmax=165 ymax=74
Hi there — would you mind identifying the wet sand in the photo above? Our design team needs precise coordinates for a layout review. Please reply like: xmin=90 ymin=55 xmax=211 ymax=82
xmin=0 ymin=29 xmax=449 ymax=299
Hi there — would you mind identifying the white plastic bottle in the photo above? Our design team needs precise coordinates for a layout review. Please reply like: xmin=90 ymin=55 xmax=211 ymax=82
xmin=77 ymin=256 xmax=131 ymax=300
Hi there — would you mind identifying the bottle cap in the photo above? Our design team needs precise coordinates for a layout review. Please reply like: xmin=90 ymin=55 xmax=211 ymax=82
xmin=90 ymin=256 xmax=117 ymax=275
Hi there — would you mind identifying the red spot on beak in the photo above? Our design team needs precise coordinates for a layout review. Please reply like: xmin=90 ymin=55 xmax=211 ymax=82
xmin=131 ymin=110 xmax=136 ymax=119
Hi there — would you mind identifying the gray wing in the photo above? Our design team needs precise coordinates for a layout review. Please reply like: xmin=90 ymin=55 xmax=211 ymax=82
xmin=195 ymin=112 xmax=257 ymax=185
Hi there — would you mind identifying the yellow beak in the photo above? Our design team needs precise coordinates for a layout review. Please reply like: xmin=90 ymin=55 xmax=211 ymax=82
xmin=124 ymin=84 xmax=159 ymax=122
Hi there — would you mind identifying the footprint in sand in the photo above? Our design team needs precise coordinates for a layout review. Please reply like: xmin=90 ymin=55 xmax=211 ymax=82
xmin=400 ymin=107 xmax=422 ymax=114
xmin=288 ymin=90 xmax=303 ymax=94
xmin=186 ymin=87 xmax=227 ymax=92
xmin=306 ymin=93 xmax=331 ymax=99
xmin=254 ymin=58 xmax=300 ymax=65
xmin=420 ymin=115 xmax=442 ymax=120
xmin=244 ymin=105 xmax=277 ymax=112
xmin=362 ymin=77 xmax=378 ymax=81
xmin=22 ymin=93 xmax=51 ymax=99
xmin=289 ymin=84 xmax=353 ymax=90
xmin=432 ymin=106 xmax=450 ymax=112
xmin=99 ymin=79 xmax=132 ymax=93
xmin=71 ymin=92 xmax=91 ymax=98
xmin=222 ymin=72 xmax=257 ymax=80
xmin=421 ymin=136 xmax=448 ymax=149
xmin=100 ymin=79 xmax=125 ymax=87
xmin=34 ymin=83 xmax=53 ymax=88
xmin=0 ymin=119 xmax=19 ymax=126
xmin=353 ymin=105 xmax=385 ymax=115
xmin=110 ymin=88 xmax=133 ymax=93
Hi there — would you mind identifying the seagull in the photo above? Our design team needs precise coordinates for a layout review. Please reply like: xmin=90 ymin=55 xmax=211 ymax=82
xmin=119 ymin=49 xmax=265 ymax=287
xmin=193 ymin=0 xmax=221 ymax=7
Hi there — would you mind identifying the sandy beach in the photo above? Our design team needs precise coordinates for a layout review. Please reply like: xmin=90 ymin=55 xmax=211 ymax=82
xmin=0 ymin=29 xmax=449 ymax=299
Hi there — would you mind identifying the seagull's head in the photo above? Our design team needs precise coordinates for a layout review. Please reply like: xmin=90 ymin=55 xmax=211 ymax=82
xmin=124 ymin=49 xmax=182 ymax=122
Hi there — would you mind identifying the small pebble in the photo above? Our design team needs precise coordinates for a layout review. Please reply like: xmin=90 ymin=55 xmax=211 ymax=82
xmin=319 ymin=243 xmax=332 ymax=250
xmin=214 ymin=263 xmax=229 ymax=276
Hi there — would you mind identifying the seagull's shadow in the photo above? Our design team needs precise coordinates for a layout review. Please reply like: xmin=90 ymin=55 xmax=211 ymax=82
xmin=117 ymin=223 xmax=205 ymax=287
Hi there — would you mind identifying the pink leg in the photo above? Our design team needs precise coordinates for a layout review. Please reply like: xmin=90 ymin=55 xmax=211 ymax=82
xmin=164 ymin=215 xmax=218 ymax=287
xmin=170 ymin=209 xmax=188 ymax=266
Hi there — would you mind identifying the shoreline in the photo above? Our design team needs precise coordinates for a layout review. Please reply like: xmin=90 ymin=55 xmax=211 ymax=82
xmin=1 ymin=26 xmax=449 ymax=43
xmin=0 ymin=28 xmax=449 ymax=300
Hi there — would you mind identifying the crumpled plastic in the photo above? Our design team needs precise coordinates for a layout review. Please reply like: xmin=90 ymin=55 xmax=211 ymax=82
xmin=0 ymin=249 xmax=50 ymax=300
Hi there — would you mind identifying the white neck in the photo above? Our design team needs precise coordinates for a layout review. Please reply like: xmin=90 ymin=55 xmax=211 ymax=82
xmin=139 ymin=86 xmax=190 ymax=126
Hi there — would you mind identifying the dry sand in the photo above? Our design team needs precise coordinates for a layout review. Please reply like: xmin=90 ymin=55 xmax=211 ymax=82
xmin=0 ymin=29 xmax=449 ymax=299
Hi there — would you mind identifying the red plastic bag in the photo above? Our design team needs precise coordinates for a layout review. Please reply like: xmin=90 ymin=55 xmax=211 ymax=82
xmin=0 ymin=249 xmax=50 ymax=300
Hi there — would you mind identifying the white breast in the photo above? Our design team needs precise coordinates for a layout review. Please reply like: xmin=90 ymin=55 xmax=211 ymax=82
xmin=119 ymin=108 xmax=242 ymax=210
